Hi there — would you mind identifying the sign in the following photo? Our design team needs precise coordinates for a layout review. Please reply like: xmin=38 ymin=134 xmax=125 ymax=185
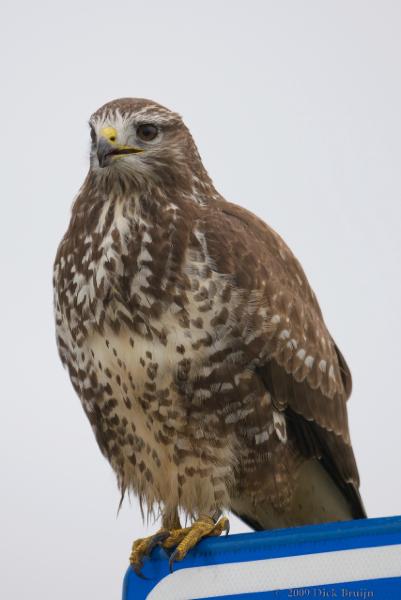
xmin=122 ymin=515 xmax=401 ymax=599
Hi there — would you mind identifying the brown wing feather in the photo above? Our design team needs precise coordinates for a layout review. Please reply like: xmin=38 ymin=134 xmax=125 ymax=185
xmin=204 ymin=198 xmax=364 ymax=517
xmin=262 ymin=365 xmax=365 ymax=518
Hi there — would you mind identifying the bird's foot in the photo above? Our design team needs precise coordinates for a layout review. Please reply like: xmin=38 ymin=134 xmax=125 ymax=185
xmin=130 ymin=529 xmax=171 ymax=577
xmin=167 ymin=514 xmax=230 ymax=572
xmin=130 ymin=514 xmax=229 ymax=576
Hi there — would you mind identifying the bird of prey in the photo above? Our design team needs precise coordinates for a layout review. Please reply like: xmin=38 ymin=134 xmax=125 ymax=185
xmin=53 ymin=98 xmax=365 ymax=573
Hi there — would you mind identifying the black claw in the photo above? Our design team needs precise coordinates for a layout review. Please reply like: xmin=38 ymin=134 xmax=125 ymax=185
xmin=168 ymin=548 xmax=179 ymax=573
xmin=131 ymin=562 xmax=149 ymax=580
xmin=225 ymin=522 xmax=230 ymax=535
xmin=145 ymin=531 xmax=170 ymax=556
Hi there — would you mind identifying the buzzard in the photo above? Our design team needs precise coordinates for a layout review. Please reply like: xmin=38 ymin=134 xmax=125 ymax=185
xmin=53 ymin=98 xmax=365 ymax=573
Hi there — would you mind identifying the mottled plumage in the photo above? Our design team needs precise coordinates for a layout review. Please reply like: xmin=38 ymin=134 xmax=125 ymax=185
xmin=54 ymin=98 xmax=365 ymax=549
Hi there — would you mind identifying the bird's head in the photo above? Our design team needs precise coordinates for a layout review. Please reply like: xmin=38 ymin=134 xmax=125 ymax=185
xmin=88 ymin=98 xmax=207 ymax=192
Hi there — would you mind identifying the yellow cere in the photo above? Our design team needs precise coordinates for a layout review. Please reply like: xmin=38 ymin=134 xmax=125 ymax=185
xmin=100 ymin=126 xmax=118 ymax=143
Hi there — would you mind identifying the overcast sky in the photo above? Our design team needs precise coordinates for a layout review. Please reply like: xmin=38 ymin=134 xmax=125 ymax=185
xmin=1 ymin=1 xmax=401 ymax=599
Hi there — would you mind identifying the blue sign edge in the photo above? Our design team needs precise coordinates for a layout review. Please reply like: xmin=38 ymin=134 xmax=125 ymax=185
xmin=123 ymin=515 xmax=401 ymax=599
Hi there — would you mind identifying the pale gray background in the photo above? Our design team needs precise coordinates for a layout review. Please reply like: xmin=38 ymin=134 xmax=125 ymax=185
xmin=1 ymin=1 xmax=400 ymax=598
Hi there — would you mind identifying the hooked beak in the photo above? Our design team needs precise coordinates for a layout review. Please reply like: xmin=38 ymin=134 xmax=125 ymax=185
xmin=97 ymin=136 xmax=143 ymax=168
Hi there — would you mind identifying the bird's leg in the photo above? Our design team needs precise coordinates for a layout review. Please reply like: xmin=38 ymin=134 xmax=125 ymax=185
xmin=166 ymin=510 xmax=230 ymax=572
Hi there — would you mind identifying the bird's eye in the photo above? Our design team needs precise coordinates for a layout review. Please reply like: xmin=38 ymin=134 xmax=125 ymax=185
xmin=90 ymin=126 xmax=96 ymax=144
xmin=137 ymin=124 xmax=158 ymax=142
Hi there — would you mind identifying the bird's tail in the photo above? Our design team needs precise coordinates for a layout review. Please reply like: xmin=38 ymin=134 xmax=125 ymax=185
xmin=231 ymin=457 xmax=366 ymax=531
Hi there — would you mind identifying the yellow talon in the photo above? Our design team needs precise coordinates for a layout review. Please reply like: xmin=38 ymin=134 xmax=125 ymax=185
xmin=168 ymin=515 xmax=230 ymax=571
xmin=161 ymin=526 xmax=193 ymax=549
xmin=129 ymin=515 xmax=230 ymax=576
xmin=130 ymin=529 xmax=170 ymax=576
